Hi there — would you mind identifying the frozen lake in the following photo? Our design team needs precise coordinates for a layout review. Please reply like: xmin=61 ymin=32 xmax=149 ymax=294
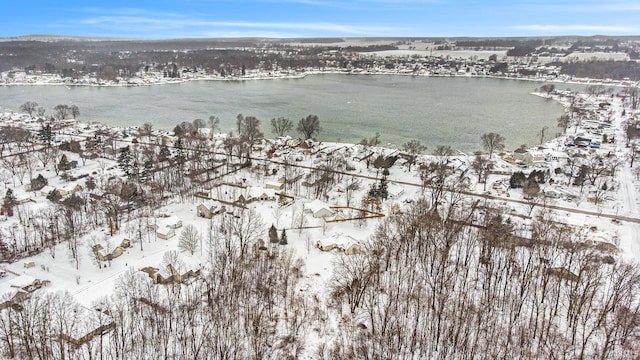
xmin=0 ymin=74 xmax=568 ymax=152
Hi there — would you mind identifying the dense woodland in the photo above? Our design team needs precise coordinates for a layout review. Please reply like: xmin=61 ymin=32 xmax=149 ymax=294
xmin=0 ymin=200 xmax=639 ymax=358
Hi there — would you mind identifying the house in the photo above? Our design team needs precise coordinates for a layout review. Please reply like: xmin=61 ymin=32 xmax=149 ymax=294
xmin=196 ymin=201 xmax=217 ymax=218
xmin=387 ymin=183 xmax=405 ymax=199
xmin=94 ymin=246 xmax=124 ymax=262
xmin=264 ymin=181 xmax=284 ymax=191
xmin=343 ymin=243 xmax=362 ymax=255
xmin=0 ymin=290 xmax=29 ymax=311
xmin=156 ymin=227 xmax=175 ymax=240
xmin=40 ymin=186 xmax=55 ymax=197
xmin=9 ymin=275 xmax=48 ymax=293
xmin=161 ymin=216 xmax=182 ymax=229
xmin=247 ymin=186 xmax=276 ymax=202
xmin=543 ymin=187 xmax=564 ymax=199
xmin=57 ymin=183 xmax=82 ymax=196
xmin=304 ymin=199 xmax=335 ymax=218
xmin=316 ymin=233 xmax=361 ymax=255
xmin=15 ymin=194 xmax=32 ymax=205
xmin=141 ymin=263 xmax=201 ymax=285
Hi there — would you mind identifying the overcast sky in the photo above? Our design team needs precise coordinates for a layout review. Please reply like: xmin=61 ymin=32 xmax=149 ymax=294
xmin=1 ymin=0 xmax=638 ymax=39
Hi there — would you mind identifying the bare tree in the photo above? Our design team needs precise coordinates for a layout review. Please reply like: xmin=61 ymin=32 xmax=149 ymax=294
xmin=179 ymin=224 xmax=201 ymax=255
xmin=537 ymin=125 xmax=549 ymax=145
xmin=208 ymin=115 xmax=220 ymax=138
xmin=69 ymin=105 xmax=80 ymax=119
xmin=223 ymin=208 xmax=265 ymax=258
xmin=402 ymin=139 xmax=426 ymax=171
xmin=239 ymin=116 xmax=263 ymax=149
xmin=270 ymin=117 xmax=293 ymax=137
xmin=471 ymin=151 xmax=492 ymax=191
xmin=138 ymin=122 xmax=153 ymax=139
xmin=53 ymin=104 xmax=69 ymax=121
xmin=557 ymin=114 xmax=571 ymax=134
xmin=19 ymin=101 xmax=38 ymax=117
xmin=480 ymin=132 xmax=506 ymax=159
xmin=297 ymin=114 xmax=321 ymax=140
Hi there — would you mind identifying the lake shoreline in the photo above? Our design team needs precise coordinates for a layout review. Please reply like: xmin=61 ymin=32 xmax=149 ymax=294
xmin=0 ymin=68 xmax=632 ymax=89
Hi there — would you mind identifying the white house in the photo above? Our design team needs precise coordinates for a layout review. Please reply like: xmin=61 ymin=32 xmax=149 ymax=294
xmin=304 ymin=199 xmax=334 ymax=218
xmin=156 ymin=227 xmax=175 ymax=240
xmin=387 ymin=183 xmax=405 ymax=199
xmin=161 ymin=216 xmax=182 ymax=230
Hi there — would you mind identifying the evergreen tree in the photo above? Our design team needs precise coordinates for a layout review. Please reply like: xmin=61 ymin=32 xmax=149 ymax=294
xmin=58 ymin=154 xmax=71 ymax=171
xmin=37 ymin=123 xmax=53 ymax=147
xmin=509 ymin=171 xmax=527 ymax=188
xmin=4 ymin=189 xmax=16 ymax=207
xmin=30 ymin=174 xmax=48 ymax=191
xmin=279 ymin=229 xmax=288 ymax=245
xmin=173 ymin=139 xmax=186 ymax=162
xmin=85 ymin=176 xmax=97 ymax=191
xmin=159 ymin=144 xmax=172 ymax=161
xmin=46 ymin=189 xmax=61 ymax=203
xmin=117 ymin=146 xmax=134 ymax=175
xmin=269 ymin=224 xmax=279 ymax=245
xmin=368 ymin=176 xmax=389 ymax=200
xmin=379 ymin=175 xmax=389 ymax=200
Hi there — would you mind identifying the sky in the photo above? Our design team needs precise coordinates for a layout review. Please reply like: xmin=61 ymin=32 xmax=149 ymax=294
xmin=1 ymin=0 xmax=638 ymax=39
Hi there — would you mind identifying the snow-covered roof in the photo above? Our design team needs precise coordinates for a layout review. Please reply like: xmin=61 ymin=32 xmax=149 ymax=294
xmin=160 ymin=215 xmax=181 ymax=227
xmin=198 ymin=201 xmax=216 ymax=209
xmin=248 ymin=186 xmax=275 ymax=199
xmin=304 ymin=199 xmax=334 ymax=217
xmin=317 ymin=233 xmax=359 ymax=249
xmin=156 ymin=227 xmax=174 ymax=236
xmin=387 ymin=183 xmax=405 ymax=197
xmin=8 ymin=274 xmax=38 ymax=289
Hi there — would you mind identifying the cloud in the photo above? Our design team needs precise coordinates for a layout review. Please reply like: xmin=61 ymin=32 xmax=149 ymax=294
xmin=248 ymin=0 xmax=443 ymax=11
xmin=518 ymin=0 xmax=640 ymax=13
xmin=510 ymin=24 xmax=639 ymax=34
xmin=78 ymin=10 xmax=405 ymax=38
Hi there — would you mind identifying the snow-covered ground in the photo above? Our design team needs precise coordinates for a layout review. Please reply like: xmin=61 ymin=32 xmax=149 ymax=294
xmin=0 ymin=82 xmax=639 ymax=357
